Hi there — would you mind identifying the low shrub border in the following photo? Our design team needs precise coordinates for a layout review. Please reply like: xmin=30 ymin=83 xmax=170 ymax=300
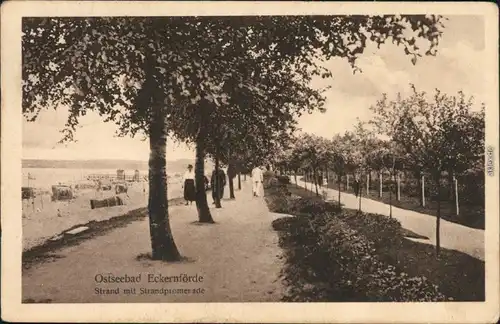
xmin=265 ymin=178 xmax=484 ymax=302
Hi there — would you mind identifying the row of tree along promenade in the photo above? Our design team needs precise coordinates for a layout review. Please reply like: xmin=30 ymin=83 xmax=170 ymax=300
xmin=24 ymin=15 xmax=482 ymax=263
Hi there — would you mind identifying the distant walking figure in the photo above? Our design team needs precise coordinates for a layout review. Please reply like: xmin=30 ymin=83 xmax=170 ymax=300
xmin=96 ymin=179 xmax=103 ymax=198
xmin=211 ymin=167 xmax=227 ymax=203
xmin=353 ymin=177 xmax=361 ymax=198
xmin=204 ymin=175 xmax=210 ymax=191
xmin=317 ymin=172 xmax=323 ymax=188
xmin=182 ymin=164 xmax=196 ymax=205
xmin=251 ymin=166 xmax=264 ymax=197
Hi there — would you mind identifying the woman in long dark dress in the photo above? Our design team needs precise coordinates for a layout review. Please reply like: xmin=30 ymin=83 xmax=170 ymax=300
xmin=182 ymin=164 xmax=196 ymax=205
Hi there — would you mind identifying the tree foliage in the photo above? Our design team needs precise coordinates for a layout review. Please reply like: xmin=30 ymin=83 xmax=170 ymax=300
xmin=23 ymin=15 xmax=445 ymax=142
xmin=369 ymin=85 xmax=485 ymax=178
xmin=276 ymin=84 xmax=485 ymax=257
xmin=22 ymin=15 xmax=447 ymax=259
xmin=290 ymin=134 xmax=330 ymax=173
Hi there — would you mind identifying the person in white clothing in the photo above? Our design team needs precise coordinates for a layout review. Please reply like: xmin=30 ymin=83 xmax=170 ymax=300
xmin=251 ymin=166 xmax=264 ymax=197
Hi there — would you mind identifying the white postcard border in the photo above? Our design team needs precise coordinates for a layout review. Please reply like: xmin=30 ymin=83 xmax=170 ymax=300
xmin=1 ymin=1 xmax=499 ymax=323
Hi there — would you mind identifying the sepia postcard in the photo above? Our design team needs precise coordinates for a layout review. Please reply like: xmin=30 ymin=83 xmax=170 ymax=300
xmin=1 ymin=1 xmax=499 ymax=323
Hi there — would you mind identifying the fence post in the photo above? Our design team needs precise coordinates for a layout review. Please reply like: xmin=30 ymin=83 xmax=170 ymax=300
xmin=396 ymin=174 xmax=401 ymax=201
xmin=454 ymin=175 xmax=459 ymax=216
xmin=365 ymin=173 xmax=368 ymax=196
xmin=421 ymin=175 xmax=426 ymax=207
xmin=379 ymin=173 xmax=382 ymax=197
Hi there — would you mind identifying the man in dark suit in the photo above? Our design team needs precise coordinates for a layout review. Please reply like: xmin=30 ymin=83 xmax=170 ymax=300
xmin=353 ymin=176 xmax=361 ymax=198
xmin=211 ymin=167 xmax=227 ymax=203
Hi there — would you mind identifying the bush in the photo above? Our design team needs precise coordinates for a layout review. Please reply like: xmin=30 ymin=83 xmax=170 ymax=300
xmin=458 ymin=171 xmax=484 ymax=206
xmin=263 ymin=170 xmax=276 ymax=189
xmin=276 ymin=175 xmax=291 ymax=185
xmin=265 ymin=174 xmax=291 ymax=192
xmin=266 ymin=188 xmax=447 ymax=302
xmin=282 ymin=209 xmax=446 ymax=302
xmin=272 ymin=217 xmax=298 ymax=232
xmin=336 ymin=210 xmax=403 ymax=248
xmin=288 ymin=197 xmax=341 ymax=216
xmin=266 ymin=195 xmax=289 ymax=214
xmin=319 ymin=216 xmax=446 ymax=301
xmin=264 ymin=184 xmax=293 ymax=213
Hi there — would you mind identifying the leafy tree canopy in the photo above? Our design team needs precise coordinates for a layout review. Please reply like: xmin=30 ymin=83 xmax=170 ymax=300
xmin=23 ymin=15 xmax=445 ymax=143
xmin=369 ymin=84 xmax=485 ymax=177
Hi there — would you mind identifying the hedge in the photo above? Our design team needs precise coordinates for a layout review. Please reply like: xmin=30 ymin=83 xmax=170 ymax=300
xmin=266 ymin=185 xmax=447 ymax=302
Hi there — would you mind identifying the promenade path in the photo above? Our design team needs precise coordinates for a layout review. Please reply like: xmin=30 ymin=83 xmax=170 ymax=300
xmin=292 ymin=178 xmax=485 ymax=261
xmin=22 ymin=181 xmax=285 ymax=303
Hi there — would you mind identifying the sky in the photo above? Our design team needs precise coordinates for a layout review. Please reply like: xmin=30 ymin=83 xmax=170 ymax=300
xmin=22 ymin=15 xmax=487 ymax=161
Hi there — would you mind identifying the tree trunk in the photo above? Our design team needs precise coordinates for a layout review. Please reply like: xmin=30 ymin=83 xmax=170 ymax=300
xmin=214 ymin=154 xmax=222 ymax=208
xmin=449 ymin=171 xmax=457 ymax=216
xmin=195 ymin=139 xmax=214 ymax=223
xmin=346 ymin=174 xmax=350 ymax=191
xmin=389 ymin=174 xmax=393 ymax=218
xmin=227 ymin=162 xmax=236 ymax=199
xmin=310 ymin=171 xmax=314 ymax=194
xmin=454 ymin=176 xmax=459 ymax=217
xmin=420 ymin=174 xmax=426 ymax=207
xmin=237 ymin=173 xmax=241 ymax=190
xmin=148 ymin=108 xmax=181 ymax=261
xmin=229 ymin=177 xmax=235 ymax=199
xmin=244 ymin=174 xmax=246 ymax=181
xmin=307 ymin=171 xmax=314 ymax=195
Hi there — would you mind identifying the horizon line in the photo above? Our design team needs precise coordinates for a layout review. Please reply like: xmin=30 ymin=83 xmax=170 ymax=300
xmin=22 ymin=158 xmax=196 ymax=162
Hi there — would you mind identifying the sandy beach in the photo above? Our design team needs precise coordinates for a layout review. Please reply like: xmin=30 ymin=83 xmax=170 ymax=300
xmin=22 ymin=179 xmax=184 ymax=251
